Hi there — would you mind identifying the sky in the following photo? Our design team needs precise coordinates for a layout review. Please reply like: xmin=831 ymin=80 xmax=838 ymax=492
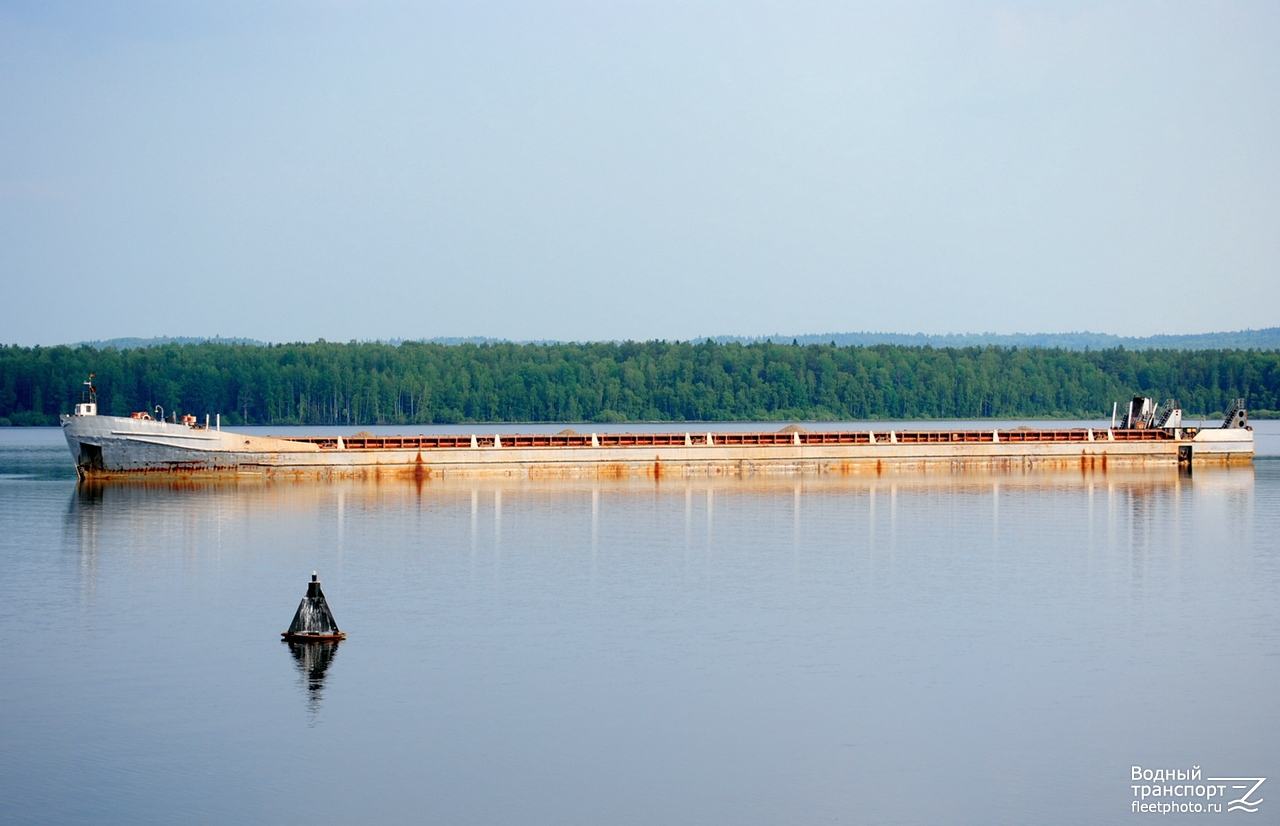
xmin=0 ymin=1 xmax=1277 ymax=346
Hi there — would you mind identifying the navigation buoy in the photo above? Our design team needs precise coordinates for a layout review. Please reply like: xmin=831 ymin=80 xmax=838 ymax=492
xmin=282 ymin=572 xmax=346 ymax=641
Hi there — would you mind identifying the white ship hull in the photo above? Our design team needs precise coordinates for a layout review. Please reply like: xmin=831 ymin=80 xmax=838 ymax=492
xmin=60 ymin=413 xmax=1255 ymax=481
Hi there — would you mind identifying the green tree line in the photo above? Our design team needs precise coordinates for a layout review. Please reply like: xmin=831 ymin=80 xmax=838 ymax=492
xmin=1 ymin=340 xmax=1277 ymax=426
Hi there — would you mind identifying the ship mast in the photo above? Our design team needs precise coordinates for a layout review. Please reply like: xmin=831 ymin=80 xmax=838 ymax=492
xmin=74 ymin=374 xmax=98 ymax=416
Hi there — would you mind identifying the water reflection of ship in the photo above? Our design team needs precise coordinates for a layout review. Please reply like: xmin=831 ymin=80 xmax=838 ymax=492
xmin=285 ymin=638 xmax=341 ymax=719
xmin=62 ymin=484 xmax=106 ymax=606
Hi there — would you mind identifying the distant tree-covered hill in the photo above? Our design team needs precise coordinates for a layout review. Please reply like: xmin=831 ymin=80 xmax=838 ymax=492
xmin=68 ymin=327 xmax=1280 ymax=352
xmin=1 ymin=340 xmax=1276 ymax=426
xmin=717 ymin=328 xmax=1280 ymax=351
xmin=76 ymin=336 xmax=268 ymax=350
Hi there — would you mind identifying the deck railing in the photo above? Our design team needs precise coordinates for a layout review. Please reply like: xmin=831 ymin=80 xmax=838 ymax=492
xmin=281 ymin=428 xmax=1178 ymax=451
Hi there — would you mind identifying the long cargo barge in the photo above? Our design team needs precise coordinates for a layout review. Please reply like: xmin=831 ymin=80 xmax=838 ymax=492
xmin=58 ymin=379 xmax=1253 ymax=481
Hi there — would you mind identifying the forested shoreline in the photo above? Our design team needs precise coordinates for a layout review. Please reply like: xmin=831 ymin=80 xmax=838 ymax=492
xmin=1 ymin=340 xmax=1277 ymax=426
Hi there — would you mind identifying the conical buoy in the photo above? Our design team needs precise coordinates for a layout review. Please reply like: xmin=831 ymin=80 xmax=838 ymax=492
xmin=282 ymin=571 xmax=346 ymax=641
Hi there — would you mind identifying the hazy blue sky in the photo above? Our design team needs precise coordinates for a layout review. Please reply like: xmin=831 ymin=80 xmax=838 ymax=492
xmin=1 ymin=1 xmax=1277 ymax=345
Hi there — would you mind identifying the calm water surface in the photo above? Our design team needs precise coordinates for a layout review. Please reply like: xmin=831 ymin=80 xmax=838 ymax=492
xmin=1 ymin=422 xmax=1278 ymax=824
